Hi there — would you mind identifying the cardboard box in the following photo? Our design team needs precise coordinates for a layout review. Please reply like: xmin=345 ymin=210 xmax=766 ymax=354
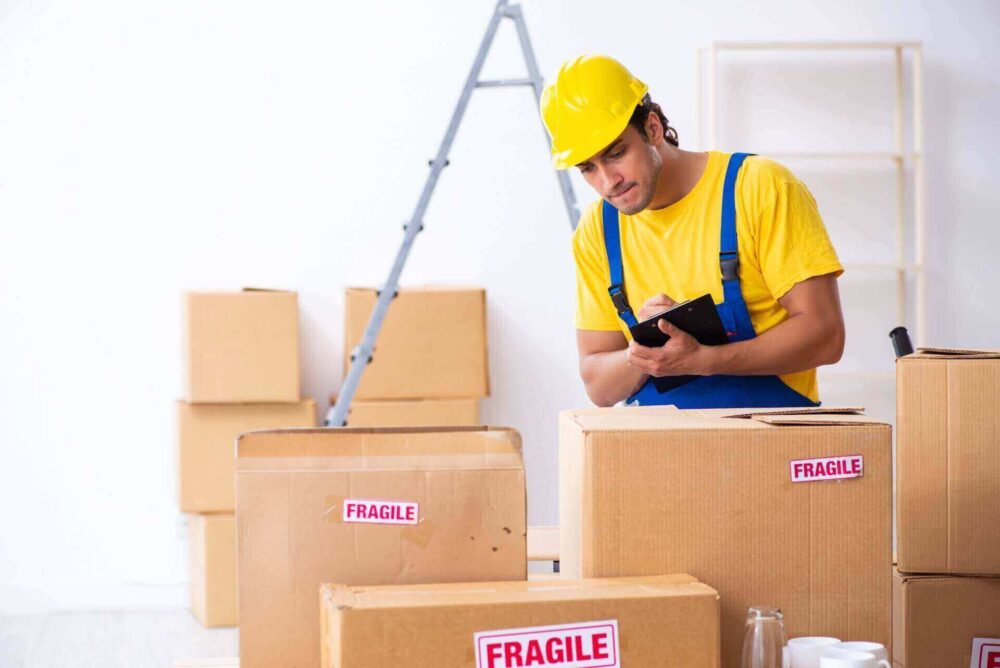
xmin=188 ymin=513 xmax=237 ymax=627
xmin=330 ymin=396 xmax=480 ymax=427
xmin=892 ymin=569 xmax=1000 ymax=668
xmin=896 ymin=348 xmax=1000 ymax=575
xmin=559 ymin=406 xmax=892 ymax=668
xmin=237 ymin=426 xmax=527 ymax=668
xmin=320 ymin=574 xmax=720 ymax=667
xmin=184 ymin=289 xmax=300 ymax=403
xmin=344 ymin=286 xmax=489 ymax=399
xmin=178 ymin=400 xmax=316 ymax=512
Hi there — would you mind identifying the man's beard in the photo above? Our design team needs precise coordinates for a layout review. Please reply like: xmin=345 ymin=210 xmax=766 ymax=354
xmin=616 ymin=148 xmax=661 ymax=215
xmin=616 ymin=181 xmax=654 ymax=215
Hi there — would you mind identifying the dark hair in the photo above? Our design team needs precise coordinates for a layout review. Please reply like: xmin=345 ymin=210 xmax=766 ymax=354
xmin=628 ymin=94 xmax=679 ymax=147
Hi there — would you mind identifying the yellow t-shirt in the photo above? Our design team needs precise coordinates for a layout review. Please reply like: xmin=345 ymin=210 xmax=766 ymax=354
xmin=572 ymin=151 xmax=843 ymax=403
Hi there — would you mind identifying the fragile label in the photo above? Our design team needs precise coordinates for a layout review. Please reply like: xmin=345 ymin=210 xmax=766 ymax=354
xmin=342 ymin=499 xmax=419 ymax=525
xmin=970 ymin=638 xmax=1000 ymax=668
xmin=789 ymin=455 xmax=863 ymax=483
xmin=475 ymin=620 xmax=619 ymax=668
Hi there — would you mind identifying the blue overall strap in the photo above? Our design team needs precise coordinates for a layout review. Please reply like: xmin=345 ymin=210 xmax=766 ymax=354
xmin=720 ymin=152 xmax=754 ymax=316
xmin=602 ymin=198 xmax=638 ymax=328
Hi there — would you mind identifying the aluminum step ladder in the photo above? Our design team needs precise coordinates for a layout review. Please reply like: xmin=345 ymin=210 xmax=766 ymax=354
xmin=325 ymin=0 xmax=579 ymax=426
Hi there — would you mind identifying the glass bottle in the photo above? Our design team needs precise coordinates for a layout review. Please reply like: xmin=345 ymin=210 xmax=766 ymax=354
xmin=741 ymin=605 xmax=787 ymax=668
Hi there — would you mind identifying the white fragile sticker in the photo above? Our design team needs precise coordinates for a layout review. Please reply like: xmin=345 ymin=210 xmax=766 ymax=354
xmin=789 ymin=454 xmax=864 ymax=483
xmin=475 ymin=619 xmax=619 ymax=668
xmin=341 ymin=499 xmax=419 ymax=525
xmin=970 ymin=638 xmax=1000 ymax=668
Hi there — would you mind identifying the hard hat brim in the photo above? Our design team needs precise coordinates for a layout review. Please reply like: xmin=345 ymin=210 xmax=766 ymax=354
xmin=550 ymin=81 xmax=649 ymax=170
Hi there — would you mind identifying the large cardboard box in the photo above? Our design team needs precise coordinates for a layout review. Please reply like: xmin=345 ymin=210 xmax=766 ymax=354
xmin=184 ymin=289 xmax=300 ymax=403
xmin=177 ymin=399 xmax=316 ymax=512
xmin=320 ymin=574 xmax=720 ymax=667
xmin=188 ymin=513 xmax=237 ymax=628
xmin=237 ymin=426 xmax=527 ymax=668
xmin=559 ymin=406 xmax=892 ymax=668
xmin=892 ymin=569 xmax=1000 ymax=668
xmin=344 ymin=286 xmax=489 ymax=400
xmin=896 ymin=348 xmax=1000 ymax=575
xmin=330 ymin=395 xmax=480 ymax=427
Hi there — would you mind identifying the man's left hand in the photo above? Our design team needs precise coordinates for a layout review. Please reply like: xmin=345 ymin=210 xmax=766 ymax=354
xmin=626 ymin=320 xmax=713 ymax=377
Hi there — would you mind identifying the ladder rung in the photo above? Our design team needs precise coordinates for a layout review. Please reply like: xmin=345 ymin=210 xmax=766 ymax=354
xmin=476 ymin=78 xmax=535 ymax=88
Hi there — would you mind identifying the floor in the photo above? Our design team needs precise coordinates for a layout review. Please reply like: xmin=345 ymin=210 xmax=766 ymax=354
xmin=0 ymin=610 xmax=237 ymax=668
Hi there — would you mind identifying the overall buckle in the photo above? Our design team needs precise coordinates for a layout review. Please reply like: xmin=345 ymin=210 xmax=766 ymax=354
xmin=608 ymin=284 xmax=630 ymax=317
xmin=720 ymin=253 xmax=740 ymax=282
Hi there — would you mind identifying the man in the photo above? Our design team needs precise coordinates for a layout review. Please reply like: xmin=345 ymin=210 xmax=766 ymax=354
xmin=540 ymin=54 xmax=846 ymax=408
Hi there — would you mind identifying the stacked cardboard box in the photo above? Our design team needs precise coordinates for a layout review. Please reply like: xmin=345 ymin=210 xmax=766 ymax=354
xmin=235 ymin=425 xmax=528 ymax=668
xmin=338 ymin=286 xmax=489 ymax=426
xmin=320 ymin=574 xmax=720 ymax=667
xmin=559 ymin=405 xmax=893 ymax=668
xmin=894 ymin=348 xmax=1000 ymax=668
xmin=179 ymin=289 xmax=316 ymax=627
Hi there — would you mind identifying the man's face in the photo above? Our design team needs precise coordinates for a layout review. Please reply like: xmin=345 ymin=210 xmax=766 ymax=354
xmin=576 ymin=125 xmax=662 ymax=215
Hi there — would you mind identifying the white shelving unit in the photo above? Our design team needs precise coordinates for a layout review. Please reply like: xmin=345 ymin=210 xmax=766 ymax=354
xmin=694 ymin=41 xmax=926 ymax=346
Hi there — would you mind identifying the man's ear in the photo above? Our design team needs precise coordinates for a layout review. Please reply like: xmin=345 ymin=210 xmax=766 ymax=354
xmin=644 ymin=111 xmax=664 ymax=147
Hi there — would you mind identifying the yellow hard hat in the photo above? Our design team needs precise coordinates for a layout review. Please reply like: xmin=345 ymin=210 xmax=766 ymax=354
xmin=540 ymin=55 xmax=649 ymax=170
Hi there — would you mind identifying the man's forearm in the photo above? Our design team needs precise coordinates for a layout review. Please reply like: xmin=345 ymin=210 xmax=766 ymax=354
xmin=704 ymin=312 xmax=844 ymax=376
xmin=580 ymin=348 xmax=648 ymax=407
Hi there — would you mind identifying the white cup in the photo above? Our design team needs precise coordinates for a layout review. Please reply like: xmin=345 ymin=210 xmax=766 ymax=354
xmin=820 ymin=648 xmax=891 ymax=668
xmin=831 ymin=642 xmax=887 ymax=662
xmin=787 ymin=637 xmax=843 ymax=668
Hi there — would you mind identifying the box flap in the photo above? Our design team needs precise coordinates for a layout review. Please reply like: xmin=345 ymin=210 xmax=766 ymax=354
xmin=751 ymin=413 xmax=882 ymax=427
xmin=907 ymin=347 xmax=1000 ymax=360
xmin=321 ymin=574 xmax=713 ymax=610
xmin=561 ymin=406 xmax=887 ymax=433
xmin=706 ymin=406 xmax=866 ymax=419
xmin=346 ymin=285 xmax=485 ymax=295
xmin=561 ymin=406 xmax=719 ymax=433
xmin=241 ymin=287 xmax=296 ymax=294
xmin=236 ymin=426 xmax=523 ymax=472
xmin=707 ymin=407 xmax=881 ymax=427
xmin=895 ymin=571 xmax=1000 ymax=584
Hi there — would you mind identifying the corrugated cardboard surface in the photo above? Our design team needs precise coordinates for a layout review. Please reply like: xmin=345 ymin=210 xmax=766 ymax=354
xmin=236 ymin=427 xmax=527 ymax=668
xmin=333 ymin=396 xmax=480 ymax=427
xmin=559 ymin=407 xmax=892 ymax=668
xmin=184 ymin=290 xmax=300 ymax=403
xmin=344 ymin=287 xmax=489 ymax=400
xmin=188 ymin=513 xmax=237 ymax=627
xmin=892 ymin=569 xmax=1000 ymax=668
xmin=320 ymin=575 xmax=720 ymax=667
xmin=896 ymin=351 xmax=1000 ymax=574
xmin=177 ymin=400 xmax=316 ymax=512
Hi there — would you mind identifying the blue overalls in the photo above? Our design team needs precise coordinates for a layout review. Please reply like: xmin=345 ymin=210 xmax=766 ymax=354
xmin=602 ymin=152 xmax=819 ymax=409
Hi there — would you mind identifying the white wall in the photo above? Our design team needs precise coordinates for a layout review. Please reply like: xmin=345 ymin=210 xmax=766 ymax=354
xmin=1 ymin=0 xmax=997 ymax=613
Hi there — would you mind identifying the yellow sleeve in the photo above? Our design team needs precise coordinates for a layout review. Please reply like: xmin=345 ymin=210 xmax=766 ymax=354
xmin=753 ymin=174 xmax=844 ymax=300
xmin=572 ymin=204 xmax=622 ymax=331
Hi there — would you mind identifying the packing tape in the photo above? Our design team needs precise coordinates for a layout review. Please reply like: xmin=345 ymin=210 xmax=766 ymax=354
xmin=401 ymin=517 xmax=436 ymax=549
xmin=323 ymin=494 xmax=346 ymax=524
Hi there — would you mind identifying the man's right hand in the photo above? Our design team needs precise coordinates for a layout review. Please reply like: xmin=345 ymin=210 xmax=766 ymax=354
xmin=637 ymin=293 xmax=677 ymax=321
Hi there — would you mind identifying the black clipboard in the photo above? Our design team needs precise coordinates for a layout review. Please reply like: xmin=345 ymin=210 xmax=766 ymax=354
xmin=628 ymin=293 xmax=729 ymax=393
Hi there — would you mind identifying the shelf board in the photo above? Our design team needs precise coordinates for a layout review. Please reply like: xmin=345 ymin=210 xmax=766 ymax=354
xmin=527 ymin=525 xmax=559 ymax=561
xmin=818 ymin=369 xmax=896 ymax=381
xmin=709 ymin=41 xmax=922 ymax=52
xmin=758 ymin=151 xmax=922 ymax=162
xmin=841 ymin=262 xmax=924 ymax=273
